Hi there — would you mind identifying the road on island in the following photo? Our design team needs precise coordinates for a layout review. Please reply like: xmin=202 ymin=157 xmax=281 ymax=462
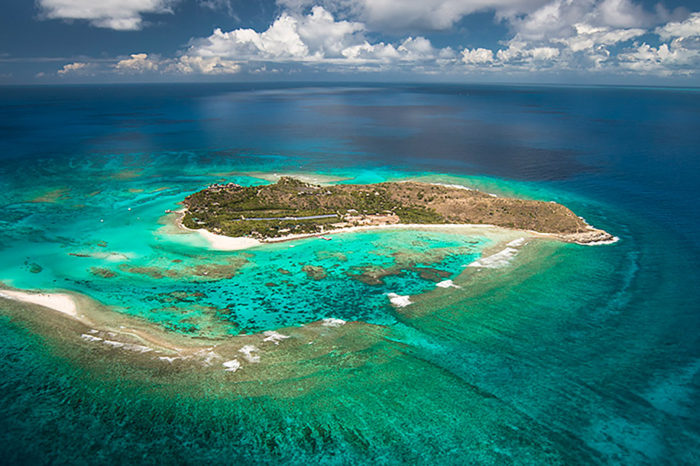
xmin=233 ymin=214 xmax=339 ymax=221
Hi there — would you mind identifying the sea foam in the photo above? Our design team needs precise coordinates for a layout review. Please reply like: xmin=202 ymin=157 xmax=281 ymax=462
xmin=506 ymin=237 xmax=527 ymax=248
xmin=436 ymin=280 xmax=460 ymax=289
xmin=239 ymin=345 xmax=260 ymax=363
xmin=80 ymin=334 xmax=102 ymax=342
xmin=222 ymin=359 xmax=241 ymax=372
xmin=322 ymin=318 xmax=346 ymax=327
xmin=263 ymin=330 xmax=289 ymax=344
xmin=387 ymin=293 xmax=412 ymax=307
xmin=468 ymin=237 xmax=526 ymax=269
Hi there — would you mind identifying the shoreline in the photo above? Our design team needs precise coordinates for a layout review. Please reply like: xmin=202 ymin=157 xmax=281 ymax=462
xmin=0 ymin=282 xmax=379 ymax=384
xmin=0 ymin=289 xmax=82 ymax=320
xmin=173 ymin=208 xmax=617 ymax=252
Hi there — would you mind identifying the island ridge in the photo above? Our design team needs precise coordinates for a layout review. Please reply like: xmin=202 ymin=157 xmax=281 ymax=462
xmin=181 ymin=177 xmax=614 ymax=245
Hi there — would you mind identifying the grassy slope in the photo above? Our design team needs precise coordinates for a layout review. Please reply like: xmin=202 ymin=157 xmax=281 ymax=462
xmin=182 ymin=177 xmax=589 ymax=239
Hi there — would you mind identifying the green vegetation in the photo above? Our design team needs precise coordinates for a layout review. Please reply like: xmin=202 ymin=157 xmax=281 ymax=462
xmin=182 ymin=176 xmax=594 ymax=239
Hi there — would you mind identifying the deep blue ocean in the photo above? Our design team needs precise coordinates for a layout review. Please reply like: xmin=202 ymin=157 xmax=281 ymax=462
xmin=0 ymin=83 xmax=698 ymax=464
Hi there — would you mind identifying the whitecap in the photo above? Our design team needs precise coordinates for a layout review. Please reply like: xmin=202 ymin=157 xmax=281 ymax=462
xmin=197 ymin=349 xmax=222 ymax=366
xmin=238 ymin=345 xmax=260 ymax=363
xmin=467 ymin=247 xmax=519 ymax=268
xmin=81 ymin=334 xmax=102 ymax=342
xmin=436 ymin=280 xmax=460 ymax=289
xmin=222 ymin=359 xmax=241 ymax=372
xmin=263 ymin=330 xmax=289 ymax=345
xmin=123 ymin=343 xmax=153 ymax=353
xmin=102 ymin=340 xmax=125 ymax=348
xmin=506 ymin=237 xmax=526 ymax=248
xmin=321 ymin=318 xmax=346 ymax=327
xmin=387 ymin=293 xmax=412 ymax=307
xmin=582 ymin=236 xmax=620 ymax=246
xmin=433 ymin=183 xmax=474 ymax=191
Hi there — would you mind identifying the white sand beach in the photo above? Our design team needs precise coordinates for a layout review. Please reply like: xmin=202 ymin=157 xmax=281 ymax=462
xmin=184 ymin=221 xmax=504 ymax=251
xmin=0 ymin=289 xmax=79 ymax=318
xmin=197 ymin=228 xmax=263 ymax=251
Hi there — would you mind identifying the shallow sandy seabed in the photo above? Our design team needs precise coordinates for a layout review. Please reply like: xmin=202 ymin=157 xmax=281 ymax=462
xmin=0 ymin=280 xmax=407 ymax=399
xmin=0 ymin=222 xmax=534 ymax=384
xmin=0 ymin=173 xmax=617 ymax=398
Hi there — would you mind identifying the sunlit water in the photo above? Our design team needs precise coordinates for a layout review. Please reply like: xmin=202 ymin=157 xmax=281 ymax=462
xmin=0 ymin=83 xmax=698 ymax=464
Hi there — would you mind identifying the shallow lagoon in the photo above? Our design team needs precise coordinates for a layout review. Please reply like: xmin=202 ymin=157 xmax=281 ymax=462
xmin=1 ymin=83 xmax=698 ymax=464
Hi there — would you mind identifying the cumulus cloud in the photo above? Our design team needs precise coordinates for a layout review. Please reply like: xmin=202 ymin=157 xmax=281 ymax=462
xmin=181 ymin=6 xmax=445 ymax=69
xmin=553 ymin=23 xmax=645 ymax=52
xmin=461 ymin=48 xmax=494 ymax=64
xmin=340 ymin=42 xmax=399 ymax=62
xmin=48 ymin=1 xmax=700 ymax=78
xmin=496 ymin=40 xmax=560 ymax=63
xmin=184 ymin=7 xmax=363 ymax=62
xmin=278 ymin=0 xmax=552 ymax=31
xmin=455 ymin=0 xmax=688 ymax=73
xmin=57 ymin=61 xmax=89 ymax=75
xmin=509 ymin=0 xmax=651 ymax=41
xmin=656 ymin=12 xmax=700 ymax=40
xmin=270 ymin=0 xmax=697 ymax=76
xmin=112 ymin=53 xmax=242 ymax=75
xmin=594 ymin=0 xmax=654 ymax=28
xmin=38 ymin=0 xmax=177 ymax=30
xmin=169 ymin=55 xmax=241 ymax=74
xmin=115 ymin=53 xmax=160 ymax=72
xmin=618 ymin=38 xmax=699 ymax=74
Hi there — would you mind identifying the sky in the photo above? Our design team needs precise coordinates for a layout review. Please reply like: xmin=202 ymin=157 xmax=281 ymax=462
xmin=0 ymin=0 xmax=699 ymax=85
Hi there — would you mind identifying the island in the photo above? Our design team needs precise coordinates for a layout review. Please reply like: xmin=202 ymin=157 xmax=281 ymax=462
xmin=180 ymin=177 xmax=614 ymax=245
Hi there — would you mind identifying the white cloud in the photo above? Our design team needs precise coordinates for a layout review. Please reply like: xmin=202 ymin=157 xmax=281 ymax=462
xmin=461 ymin=48 xmax=494 ymax=64
xmin=273 ymin=0 xmax=685 ymax=76
xmin=510 ymin=0 xmax=652 ymax=41
xmin=278 ymin=0 xmax=552 ymax=31
xmin=169 ymin=55 xmax=241 ymax=74
xmin=496 ymin=40 xmax=560 ymax=62
xmin=182 ymin=6 xmax=447 ymax=69
xmin=529 ymin=46 xmax=560 ymax=60
xmin=354 ymin=0 xmax=546 ymax=30
xmin=656 ymin=12 xmax=700 ymax=40
xmin=176 ymin=2 xmax=700 ymax=76
xmin=397 ymin=37 xmax=439 ymax=60
xmin=594 ymin=0 xmax=653 ymax=28
xmin=47 ymin=1 xmax=700 ymax=79
xmin=554 ymin=23 xmax=645 ymax=52
xmin=186 ymin=7 xmax=364 ymax=61
xmin=76 ymin=53 xmax=241 ymax=76
xmin=473 ymin=0 xmax=677 ymax=72
xmin=115 ymin=53 xmax=160 ymax=73
xmin=340 ymin=42 xmax=399 ymax=62
xmin=618 ymin=38 xmax=699 ymax=74
xmin=57 ymin=61 xmax=89 ymax=75
xmin=306 ymin=0 xmax=656 ymax=32
xmin=38 ymin=0 xmax=176 ymax=30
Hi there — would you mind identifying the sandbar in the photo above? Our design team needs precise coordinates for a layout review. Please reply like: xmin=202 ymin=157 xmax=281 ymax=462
xmin=0 ymin=289 xmax=79 ymax=318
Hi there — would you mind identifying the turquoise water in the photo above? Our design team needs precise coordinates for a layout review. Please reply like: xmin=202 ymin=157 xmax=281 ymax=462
xmin=0 ymin=84 xmax=698 ymax=464
xmin=1 ymin=164 xmax=488 ymax=334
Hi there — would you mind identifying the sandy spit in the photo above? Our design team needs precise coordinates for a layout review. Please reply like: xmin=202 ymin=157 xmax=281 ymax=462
xmin=0 ymin=289 xmax=79 ymax=318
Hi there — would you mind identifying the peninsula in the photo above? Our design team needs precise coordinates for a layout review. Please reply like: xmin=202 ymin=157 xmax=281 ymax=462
xmin=181 ymin=177 xmax=614 ymax=245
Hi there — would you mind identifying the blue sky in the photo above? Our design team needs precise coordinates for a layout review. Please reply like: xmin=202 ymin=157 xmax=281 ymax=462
xmin=1 ymin=0 xmax=698 ymax=84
